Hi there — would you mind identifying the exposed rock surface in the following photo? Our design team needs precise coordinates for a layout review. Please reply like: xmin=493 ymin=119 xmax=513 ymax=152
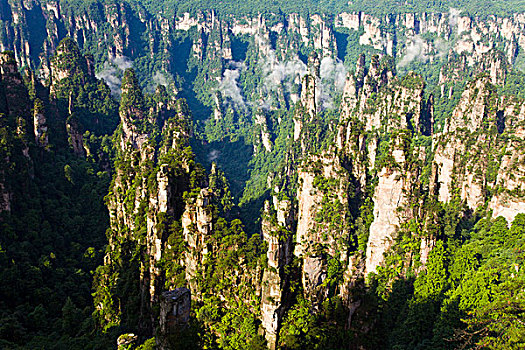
xmin=260 ymin=198 xmax=293 ymax=349
xmin=33 ymin=99 xmax=48 ymax=147
xmin=158 ymin=288 xmax=191 ymax=350
xmin=434 ymin=75 xmax=525 ymax=224
xmin=488 ymin=102 xmax=525 ymax=223
xmin=0 ymin=50 xmax=35 ymax=214
xmin=101 ymin=68 xmax=197 ymax=332
xmin=182 ymin=188 xmax=214 ymax=295
xmin=255 ymin=111 xmax=272 ymax=152
xmin=336 ymin=55 xmax=429 ymax=275
xmin=365 ymin=168 xmax=408 ymax=275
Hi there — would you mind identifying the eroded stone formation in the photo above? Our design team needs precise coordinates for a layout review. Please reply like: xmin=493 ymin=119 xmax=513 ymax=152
xmin=254 ymin=48 xmax=525 ymax=345
xmin=1 ymin=3 xmax=520 ymax=347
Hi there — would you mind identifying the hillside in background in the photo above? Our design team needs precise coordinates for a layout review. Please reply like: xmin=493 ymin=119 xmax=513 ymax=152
xmin=118 ymin=0 xmax=525 ymax=17
xmin=0 ymin=0 xmax=524 ymax=349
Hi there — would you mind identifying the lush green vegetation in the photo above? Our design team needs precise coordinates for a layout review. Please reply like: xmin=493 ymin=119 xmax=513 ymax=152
xmin=2 ymin=0 xmax=525 ymax=348
xmin=0 ymin=148 xmax=114 ymax=349
xmin=357 ymin=213 xmax=525 ymax=350
xmin=0 ymin=40 xmax=116 ymax=349
xmin=125 ymin=0 xmax=525 ymax=17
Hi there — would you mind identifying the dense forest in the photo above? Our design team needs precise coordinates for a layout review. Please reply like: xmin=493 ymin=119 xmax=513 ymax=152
xmin=128 ymin=0 xmax=525 ymax=17
xmin=0 ymin=0 xmax=524 ymax=349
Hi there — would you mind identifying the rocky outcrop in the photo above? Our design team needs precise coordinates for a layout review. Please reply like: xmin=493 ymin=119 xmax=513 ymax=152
xmin=335 ymin=55 xmax=429 ymax=275
xmin=0 ymin=176 xmax=11 ymax=213
xmin=439 ymin=49 xmax=509 ymax=96
xmin=118 ymin=69 xmax=149 ymax=151
xmin=99 ymin=68 xmax=198 ymax=333
xmin=49 ymin=38 xmax=88 ymax=93
xmin=488 ymin=101 xmax=525 ymax=223
xmin=262 ymin=54 xmax=436 ymax=330
xmin=365 ymin=142 xmax=413 ymax=275
xmin=288 ymin=53 xmax=357 ymax=302
xmin=66 ymin=115 xmax=85 ymax=156
xmin=117 ymin=334 xmax=138 ymax=350
xmin=95 ymin=63 xmax=267 ymax=346
xmin=0 ymin=51 xmax=32 ymax=152
xmin=433 ymin=77 xmax=496 ymax=208
xmin=158 ymin=288 xmax=191 ymax=350
xmin=260 ymin=197 xmax=293 ymax=349
xmin=294 ymin=155 xmax=350 ymax=261
xmin=334 ymin=11 xmax=524 ymax=66
xmin=434 ymin=76 xmax=525 ymax=225
xmin=0 ymin=5 xmax=519 ymax=73
xmin=254 ymin=111 xmax=272 ymax=152
xmin=33 ymin=98 xmax=48 ymax=147
xmin=45 ymin=38 xmax=119 ymax=158
xmin=182 ymin=188 xmax=214 ymax=295
xmin=294 ymin=54 xmax=321 ymax=145
xmin=488 ymin=99 xmax=525 ymax=222
xmin=300 ymin=74 xmax=317 ymax=119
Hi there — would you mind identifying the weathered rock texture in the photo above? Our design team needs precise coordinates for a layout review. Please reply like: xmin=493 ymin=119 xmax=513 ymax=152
xmin=260 ymin=197 xmax=293 ymax=349
xmin=1 ymin=2 xmax=525 ymax=126
xmin=336 ymin=56 xmax=430 ymax=276
xmin=434 ymin=76 xmax=525 ymax=224
xmin=99 ymin=69 xmax=196 ymax=333
xmin=158 ymin=288 xmax=191 ymax=350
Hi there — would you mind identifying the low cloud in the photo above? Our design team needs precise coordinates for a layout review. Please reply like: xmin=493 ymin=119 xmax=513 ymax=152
xmin=264 ymin=54 xmax=308 ymax=92
xmin=217 ymin=63 xmax=246 ymax=110
xmin=319 ymin=56 xmax=347 ymax=108
xmin=257 ymin=34 xmax=308 ymax=108
xmin=96 ymin=56 xmax=133 ymax=95
xmin=146 ymin=71 xmax=173 ymax=93
xmin=153 ymin=71 xmax=169 ymax=87
xmin=217 ymin=35 xmax=347 ymax=112
xmin=112 ymin=56 xmax=133 ymax=71
xmin=258 ymin=31 xmax=346 ymax=110
xmin=449 ymin=7 xmax=461 ymax=28
xmin=435 ymin=38 xmax=451 ymax=59
xmin=208 ymin=149 xmax=220 ymax=162
xmin=397 ymin=35 xmax=428 ymax=68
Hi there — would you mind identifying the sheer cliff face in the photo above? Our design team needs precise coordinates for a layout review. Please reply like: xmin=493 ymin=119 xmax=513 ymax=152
xmin=295 ymin=153 xmax=351 ymax=301
xmin=0 ymin=51 xmax=31 ymax=143
xmin=434 ymin=76 xmax=525 ymax=224
xmin=182 ymin=187 xmax=213 ymax=295
xmin=99 ymin=69 xmax=197 ymax=331
xmin=433 ymin=77 xmax=495 ymax=207
xmin=1 ymin=3 xmax=525 ymax=71
xmin=333 ymin=56 xmax=430 ymax=276
xmin=260 ymin=197 xmax=293 ymax=350
xmin=488 ymin=101 xmax=525 ymax=222
xmin=1 ymin=1 xmax=525 ymax=119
